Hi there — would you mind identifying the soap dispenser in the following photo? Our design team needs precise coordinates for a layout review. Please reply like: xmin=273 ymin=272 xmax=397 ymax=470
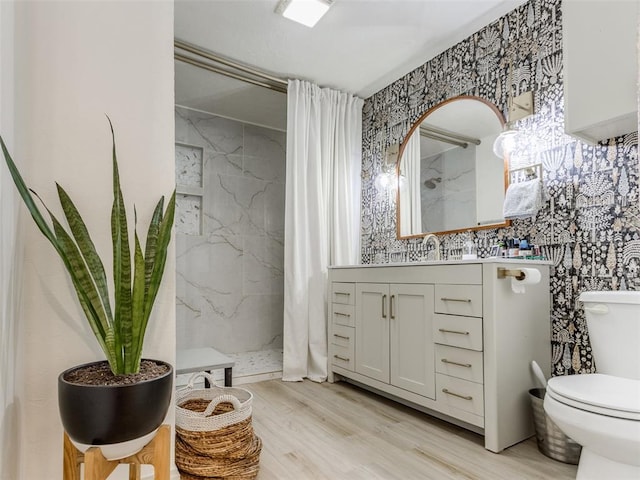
xmin=462 ymin=233 xmax=477 ymax=260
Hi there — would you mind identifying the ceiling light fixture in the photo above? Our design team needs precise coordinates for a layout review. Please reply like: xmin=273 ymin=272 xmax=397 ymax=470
xmin=275 ymin=0 xmax=333 ymax=28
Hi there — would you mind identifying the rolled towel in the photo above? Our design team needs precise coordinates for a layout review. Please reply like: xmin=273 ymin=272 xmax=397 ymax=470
xmin=503 ymin=178 xmax=545 ymax=220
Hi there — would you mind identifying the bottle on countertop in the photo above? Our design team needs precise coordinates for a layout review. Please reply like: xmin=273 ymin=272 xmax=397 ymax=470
xmin=519 ymin=238 xmax=532 ymax=257
xmin=462 ymin=232 xmax=477 ymax=260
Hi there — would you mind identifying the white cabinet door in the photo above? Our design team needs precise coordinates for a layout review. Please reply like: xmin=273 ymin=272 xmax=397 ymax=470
xmin=563 ymin=0 xmax=638 ymax=143
xmin=355 ymin=283 xmax=390 ymax=383
xmin=390 ymin=284 xmax=435 ymax=398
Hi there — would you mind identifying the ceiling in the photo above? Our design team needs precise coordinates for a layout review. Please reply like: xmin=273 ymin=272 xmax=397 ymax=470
xmin=174 ymin=0 xmax=528 ymax=131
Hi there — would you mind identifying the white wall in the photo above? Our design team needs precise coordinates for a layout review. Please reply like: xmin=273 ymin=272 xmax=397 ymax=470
xmin=10 ymin=1 xmax=176 ymax=478
xmin=0 ymin=2 xmax=22 ymax=479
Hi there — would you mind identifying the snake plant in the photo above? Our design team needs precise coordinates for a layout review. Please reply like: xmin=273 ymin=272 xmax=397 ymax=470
xmin=0 ymin=118 xmax=175 ymax=375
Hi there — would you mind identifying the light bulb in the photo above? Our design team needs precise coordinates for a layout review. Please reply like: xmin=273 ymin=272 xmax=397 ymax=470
xmin=375 ymin=172 xmax=394 ymax=191
xmin=492 ymin=129 xmax=520 ymax=159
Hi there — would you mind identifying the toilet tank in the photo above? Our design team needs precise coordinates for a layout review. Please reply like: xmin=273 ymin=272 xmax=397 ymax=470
xmin=579 ymin=291 xmax=640 ymax=380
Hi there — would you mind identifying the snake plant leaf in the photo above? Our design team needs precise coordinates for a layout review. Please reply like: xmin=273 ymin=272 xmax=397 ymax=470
xmin=143 ymin=198 xmax=164 ymax=297
xmin=56 ymin=183 xmax=113 ymax=323
xmin=130 ymin=230 xmax=146 ymax=372
xmin=133 ymin=192 xmax=175 ymax=361
xmin=1 ymin=137 xmax=62 ymax=256
xmin=108 ymin=118 xmax=132 ymax=374
xmin=143 ymin=191 xmax=175 ymax=321
xmin=104 ymin=326 xmax=117 ymax=373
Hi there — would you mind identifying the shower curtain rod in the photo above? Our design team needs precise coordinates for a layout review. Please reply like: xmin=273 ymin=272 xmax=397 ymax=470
xmin=419 ymin=124 xmax=482 ymax=149
xmin=421 ymin=124 xmax=481 ymax=145
xmin=174 ymin=39 xmax=288 ymax=94
xmin=420 ymin=129 xmax=469 ymax=149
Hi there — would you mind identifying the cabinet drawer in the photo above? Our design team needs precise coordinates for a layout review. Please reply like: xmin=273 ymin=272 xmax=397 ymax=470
xmin=436 ymin=374 xmax=484 ymax=417
xmin=331 ymin=324 xmax=354 ymax=371
xmin=433 ymin=314 xmax=483 ymax=351
xmin=434 ymin=285 xmax=482 ymax=317
xmin=331 ymin=282 xmax=355 ymax=305
xmin=330 ymin=342 xmax=354 ymax=371
xmin=331 ymin=303 xmax=355 ymax=327
xmin=435 ymin=344 xmax=483 ymax=383
xmin=331 ymin=324 xmax=354 ymax=349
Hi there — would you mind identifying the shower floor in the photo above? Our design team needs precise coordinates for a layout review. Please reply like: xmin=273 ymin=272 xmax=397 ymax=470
xmin=176 ymin=348 xmax=283 ymax=387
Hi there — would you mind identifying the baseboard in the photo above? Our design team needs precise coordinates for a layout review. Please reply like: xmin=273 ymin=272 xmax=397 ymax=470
xmin=233 ymin=370 xmax=282 ymax=385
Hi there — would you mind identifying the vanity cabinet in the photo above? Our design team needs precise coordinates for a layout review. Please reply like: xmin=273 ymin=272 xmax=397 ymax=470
xmin=562 ymin=0 xmax=638 ymax=143
xmin=328 ymin=260 xmax=551 ymax=453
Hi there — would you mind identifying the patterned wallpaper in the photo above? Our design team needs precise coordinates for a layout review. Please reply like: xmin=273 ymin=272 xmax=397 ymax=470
xmin=360 ymin=0 xmax=639 ymax=376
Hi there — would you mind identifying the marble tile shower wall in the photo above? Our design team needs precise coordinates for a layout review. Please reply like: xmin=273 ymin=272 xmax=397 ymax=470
xmin=175 ymin=107 xmax=285 ymax=354
xmin=360 ymin=0 xmax=639 ymax=375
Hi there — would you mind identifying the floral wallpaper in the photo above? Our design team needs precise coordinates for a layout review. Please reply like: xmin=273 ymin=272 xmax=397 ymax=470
xmin=360 ymin=0 xmax=639 ymax=376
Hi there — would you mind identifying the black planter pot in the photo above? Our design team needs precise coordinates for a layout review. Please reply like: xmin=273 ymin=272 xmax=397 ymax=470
xmin=58 ymin=359 xmax=173 ymax=447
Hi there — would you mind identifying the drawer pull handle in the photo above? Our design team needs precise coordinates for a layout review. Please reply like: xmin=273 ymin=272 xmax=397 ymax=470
xmin=334 ymin=312 xmax=351 ymax=317
xmin=442 ymin=388 xmax=473 ymax=401
xmin=335 ymin=292 xmax=351 ymax=297
xmin=438 ymin=328 xmax=470 ymax=335
xmin=441 ymin=358 xmax=472 ymax=368
xmin=334 ymin=355 xmax=350 ymax=362
xmin=334 ymin=334 xmax=350 ymax=340
xmin=441 ymin=297 xmax=472 ymax=303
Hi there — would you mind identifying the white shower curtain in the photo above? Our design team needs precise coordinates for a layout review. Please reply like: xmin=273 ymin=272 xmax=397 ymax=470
xmin=399 ymin=132 xmax=422 ymax=236
xmin=283 ymin=79 xmax=363 ymax=382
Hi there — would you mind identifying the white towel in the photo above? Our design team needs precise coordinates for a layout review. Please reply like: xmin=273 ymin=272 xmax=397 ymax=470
xmin=503 ymin=178 xmax=545 ymax=220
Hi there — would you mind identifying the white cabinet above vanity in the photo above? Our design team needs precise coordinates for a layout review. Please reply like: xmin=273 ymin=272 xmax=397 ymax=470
xmin=562 ymin=0 xmax=638 ymax=143
xmin=328 ymin=260 xmax=551 ymax=453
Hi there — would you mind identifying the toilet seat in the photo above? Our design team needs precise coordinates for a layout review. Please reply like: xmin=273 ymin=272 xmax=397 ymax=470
xmin=547 ymin=374 xmax=640 ymax=421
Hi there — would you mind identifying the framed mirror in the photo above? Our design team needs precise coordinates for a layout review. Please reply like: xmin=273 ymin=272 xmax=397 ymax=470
xmin=396 ymin=95 xmax=510 ymax=238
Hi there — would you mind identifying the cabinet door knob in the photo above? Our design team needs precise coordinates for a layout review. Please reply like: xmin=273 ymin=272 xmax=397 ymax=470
xmin=438 ymin=328 xmax=470 ymax=335
xmin=442 ymin=388 xmax=473 ymax=401
xmin=441 ymin=358 xmax=472 ymax=368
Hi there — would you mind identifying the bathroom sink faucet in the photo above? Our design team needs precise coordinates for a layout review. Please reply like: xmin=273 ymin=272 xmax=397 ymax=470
xmin=422 ymin=234 xmax=441 ymax=261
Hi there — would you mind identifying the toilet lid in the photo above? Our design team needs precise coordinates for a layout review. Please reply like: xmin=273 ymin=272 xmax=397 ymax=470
xmin=547 ymin=374 xmax=640 ymax=420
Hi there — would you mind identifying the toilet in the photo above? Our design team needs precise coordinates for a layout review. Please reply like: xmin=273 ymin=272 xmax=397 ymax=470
xmin=544 ymin=291 xmax=640 ymax=479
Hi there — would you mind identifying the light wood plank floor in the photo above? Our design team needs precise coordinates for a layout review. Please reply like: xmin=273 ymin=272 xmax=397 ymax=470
xmin=249 ymin=379 xmax=578 ymax=480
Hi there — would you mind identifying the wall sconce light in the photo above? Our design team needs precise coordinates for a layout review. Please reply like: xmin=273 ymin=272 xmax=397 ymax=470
xmin=493 ymin=61 xmax=535 ymax=160
xmin=493 ymin=91 xmax=534 ymax=159
xmin=375 ymin=143 xmax=400 ymax=191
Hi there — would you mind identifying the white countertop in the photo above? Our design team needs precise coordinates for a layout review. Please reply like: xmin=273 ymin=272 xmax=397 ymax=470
xmin=329 ymin=258 xmax=553 ymax=269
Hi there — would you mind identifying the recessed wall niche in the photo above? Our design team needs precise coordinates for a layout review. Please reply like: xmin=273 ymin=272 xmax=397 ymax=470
xmin=175 ymin=193 xmax=202 ymax=236
xmin=176 ymin=143 xmax=204 ymax=188
xmin=175 ymin=142 xmax=204 ymax=236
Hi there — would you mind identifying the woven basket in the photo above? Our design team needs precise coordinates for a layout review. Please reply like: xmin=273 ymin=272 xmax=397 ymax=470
xmin=175 ymin=372 xmax=261 ymax=480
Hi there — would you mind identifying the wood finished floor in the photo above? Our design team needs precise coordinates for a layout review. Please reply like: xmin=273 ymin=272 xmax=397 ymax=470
xmin=248 ymin=379 xmax=577 ymax=480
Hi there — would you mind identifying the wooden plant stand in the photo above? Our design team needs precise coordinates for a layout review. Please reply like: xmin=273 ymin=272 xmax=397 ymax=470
xmin=63 ymin=424 xmax=170 ymax=480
